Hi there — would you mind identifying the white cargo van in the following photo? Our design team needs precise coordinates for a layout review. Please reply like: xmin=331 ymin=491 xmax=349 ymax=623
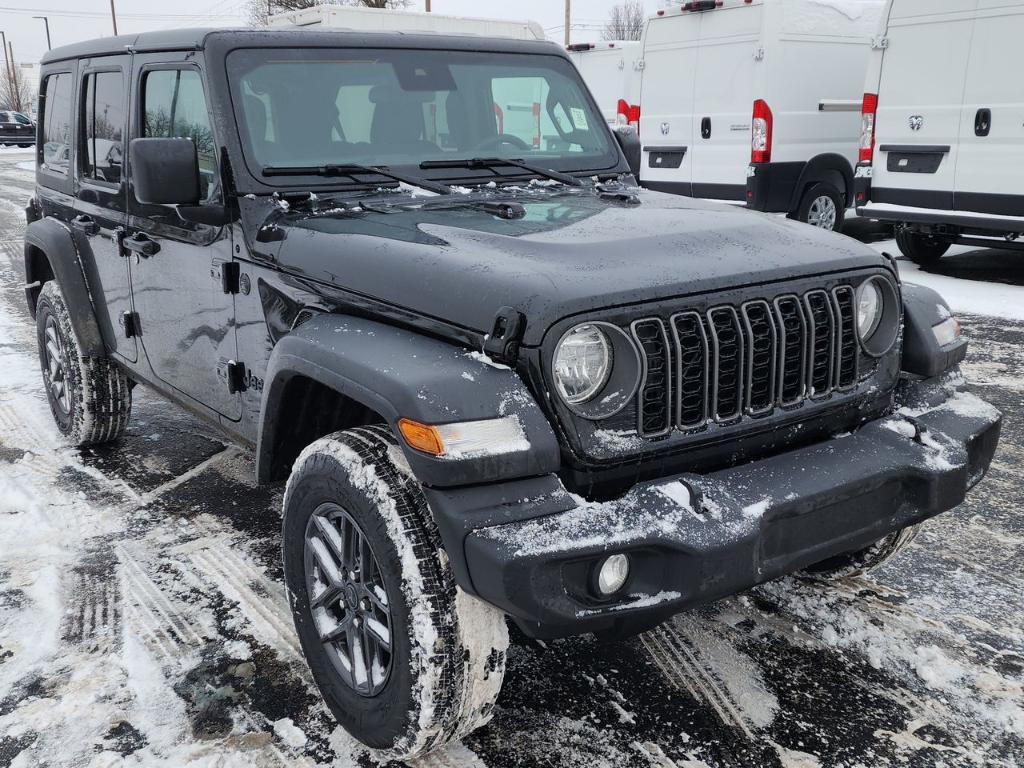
xmin=856 ymin=0 xmax=1024 ymax=264
xmin=268 ymin=4 xmax=546 ymax=41
xmin=638 ymin=0 xmax=883 ymax=231
xmin=567 ymin=41 xmax=642 ymax=128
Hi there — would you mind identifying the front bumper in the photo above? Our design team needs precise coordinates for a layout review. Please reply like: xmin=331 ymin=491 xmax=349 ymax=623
xmin=429 ymin=377 xmax=1001 ymax=639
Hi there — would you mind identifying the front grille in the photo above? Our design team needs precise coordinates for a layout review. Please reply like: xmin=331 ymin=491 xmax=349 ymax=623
xmin=634 ymin=284 xmax=863 ymax=437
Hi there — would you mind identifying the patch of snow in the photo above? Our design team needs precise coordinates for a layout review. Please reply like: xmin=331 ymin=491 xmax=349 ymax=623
xmin=577 ymin=591 xmax=682 ymax=617
xmin=273 ymin=717 xmax=308 ymax=748
xmin=466 ymin=350 xmax=510 ymax=370
xmin=658 ymin=480 xmax=693 ymax=511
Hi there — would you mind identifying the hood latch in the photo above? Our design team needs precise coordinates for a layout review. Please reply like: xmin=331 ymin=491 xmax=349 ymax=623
xmin=483 ymin=306 xmax=526 ymax=366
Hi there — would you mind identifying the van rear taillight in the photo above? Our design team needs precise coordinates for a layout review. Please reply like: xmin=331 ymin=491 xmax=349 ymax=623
xmin=751 ymin=99 xmax=772 ymax=164
xmin=859 ymin=93 xmax=878 ymax=164
xmin=616 ymin=99 xmax=641 ymax=133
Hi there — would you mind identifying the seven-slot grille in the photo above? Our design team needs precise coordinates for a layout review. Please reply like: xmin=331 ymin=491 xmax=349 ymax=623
xmin=631 ymin=285 xmax=863 ymax=437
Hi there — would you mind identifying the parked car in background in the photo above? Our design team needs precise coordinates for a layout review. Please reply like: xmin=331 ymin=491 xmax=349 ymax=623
xmin=567 ymin=41 xmax=642 ymax=129
xmin=0 ymin=110 xmax=35 ymax=147
xmin=639 ymin=0 xmax=883 ymax=231
xmin=856 ymin=0 xmax=1024 ymax=264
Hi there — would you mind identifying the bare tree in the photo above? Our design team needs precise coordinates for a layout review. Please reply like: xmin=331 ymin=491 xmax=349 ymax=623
xmin=602 ymin=0 xmax=646 ymax=41
xmin=248 ymin=0 xmax=410 ymax=26
xmin=0 ymin=65 xmax=34 ymax=114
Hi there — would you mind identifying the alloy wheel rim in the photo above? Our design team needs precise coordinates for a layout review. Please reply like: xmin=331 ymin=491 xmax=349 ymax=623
xmin=43 ymin=316 xmax=71 ymax=416
xmin=808 ymin=196 xmax=838 ymax=230
xmin=304 ymin=502 xmax=394 ymax=697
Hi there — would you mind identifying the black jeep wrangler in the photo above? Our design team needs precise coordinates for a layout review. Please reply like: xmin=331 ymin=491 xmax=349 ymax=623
xmin=25 ymin=28 xmax=1001 ymax=759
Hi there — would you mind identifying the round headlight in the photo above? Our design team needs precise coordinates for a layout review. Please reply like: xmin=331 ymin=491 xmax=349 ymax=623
xmin=857 ymin=279 xmax=884 ymax=340
xmin=554 ymin=324 xmax=612 ymax=405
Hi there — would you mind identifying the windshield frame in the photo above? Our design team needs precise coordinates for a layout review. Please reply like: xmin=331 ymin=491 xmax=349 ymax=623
xmin=223 ymin=44 xmax=624 ymax=192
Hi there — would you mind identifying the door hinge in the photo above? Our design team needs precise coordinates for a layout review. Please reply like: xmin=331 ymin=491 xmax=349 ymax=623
xmin=219 ymin=359 xmax=248 ymax=394
xmin=120 ymin=310 xmax=140 ymax=339
xmin=871 ymin=36 xmax=889 ymax=50
xmin=753 ymin=46 xmax=765 ymax=61
xmin=212 ymin=260 xmax=241 ymax=294
xmin=483 ymin=306 xmax=526 ymax=365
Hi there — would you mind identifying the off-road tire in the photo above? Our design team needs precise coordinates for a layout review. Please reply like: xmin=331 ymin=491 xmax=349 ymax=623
xmin=896 ymin=227 xmax=951 ymax=266
xmin=282 ymin=425 xmax=509 ymax=760
xmin=35 ymin=281 xmax=132 ymax=446
xmin=793 ymin=182 xmax=845 ymax=232
xmin=803 ymin=524 xmax=922 ymax=579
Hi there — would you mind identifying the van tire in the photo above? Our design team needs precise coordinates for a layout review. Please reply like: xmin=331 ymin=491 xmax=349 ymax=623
xmin=896 ymin=228 xmax=951 ymax=266
xmin=282 ymin=425 xmax=508 ymax=759
xmin=803 ymin=524 xmax=922 ymax=579
xmin=794 ymin=183 xmax=845 ymax=232
xmin=35 ymin=281 xmax=132 ymax=446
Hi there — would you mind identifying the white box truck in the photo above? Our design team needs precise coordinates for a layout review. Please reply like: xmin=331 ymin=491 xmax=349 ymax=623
xmin=638 ymin=0 xmax=883 ymax=231
xmin=268 ymin=4 xmax=545 ymax=41
xmin=567 ymin=41 xmax=642 ymax=128
xmin=855 ymin=0 xmax=1024 ymax=264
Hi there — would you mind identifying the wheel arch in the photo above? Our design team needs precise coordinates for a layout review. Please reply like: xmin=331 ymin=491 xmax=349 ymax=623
xmin=256 ymin=313 xmax=560 ymax=487
xmin=24 ymin=218 xmax=106 ymax=357
xmin=792 ymin=153 xmax=855 ymax=212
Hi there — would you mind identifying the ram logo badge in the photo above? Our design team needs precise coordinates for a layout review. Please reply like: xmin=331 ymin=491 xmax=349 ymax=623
xmin=909 ymin=115 xmax=924 ymax=131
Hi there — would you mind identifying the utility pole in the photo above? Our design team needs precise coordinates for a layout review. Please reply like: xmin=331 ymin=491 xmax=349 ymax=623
xmin=564 ymin=0 xmax=571 ymax=46
xmin=425 ymin=0 xmax=431 ymax=11
xmin=110 ymin=0 xmax=119 ymax=36
xmin=0 ymin=31 xmax=13 ymax=105
xmin=33 ymin=17 xmax=51 ymax=51
xmin=7 ymin=41 xmax=21 ymax=112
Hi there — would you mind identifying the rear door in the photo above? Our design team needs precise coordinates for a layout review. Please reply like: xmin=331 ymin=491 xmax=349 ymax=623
xmin=638 ymin=14 xmax=701 ymax=195
xmin=74 ymin=57 xmax=136 ymax=363
xmin=953 ymin=0 xmax=1024 ymax=216
xmin=871 ymin=0 xmax=978 ymax=210
xmin=689 ymin=2 xmax=762 ymax=200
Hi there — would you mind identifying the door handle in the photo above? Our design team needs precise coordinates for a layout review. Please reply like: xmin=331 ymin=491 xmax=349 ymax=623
xmin=122 ymin=232 xmax=160 ymax=257
xmin=701 ymin=117 xmax=712 ymax=140
xmin=71 ymin=215 xmax=99 ymax=236
xmin=975 ymin=108 xmax=991 ymax=137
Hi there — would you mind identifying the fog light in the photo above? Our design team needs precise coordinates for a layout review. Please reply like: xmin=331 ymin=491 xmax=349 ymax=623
xmin=596 ymin=554 xmax=630 ymax=596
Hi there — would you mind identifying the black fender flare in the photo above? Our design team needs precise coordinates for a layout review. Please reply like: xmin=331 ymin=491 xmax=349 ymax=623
xmin=792 ymin=153 xmax=855 ymax=211
xmin=24 ymin=217 xmax=106 ymax=358
xmin=901 ymin=282 xmax=968 ymax=377
xmin=256 ymin=313 xmax=561 ymax=487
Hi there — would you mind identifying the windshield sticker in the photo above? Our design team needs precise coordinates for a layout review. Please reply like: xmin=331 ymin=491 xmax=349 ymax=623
xmin=570 ymin=107 xmax=589 ymax=130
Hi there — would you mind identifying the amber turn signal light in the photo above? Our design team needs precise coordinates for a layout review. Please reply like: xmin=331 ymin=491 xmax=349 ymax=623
xmin=397 ymin=418 xmax=444 ymax=456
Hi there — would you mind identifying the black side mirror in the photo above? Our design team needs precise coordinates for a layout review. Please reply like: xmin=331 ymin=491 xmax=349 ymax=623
xmin=613 ymin=125 xmax=641 ymax=179
xmin=129 ymin=137 xmax=200 ymax=206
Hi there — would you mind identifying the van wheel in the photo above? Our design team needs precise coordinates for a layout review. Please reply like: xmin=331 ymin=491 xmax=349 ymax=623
xmin=896 ymin=227 xmax=951 ymax=266
xmin=795 ymin=183 xmax=845 ymax=232
xmin=35 ymin=281 xmax=132 ymax=446
xmin=803 ymin=524 xmax=922 ymax=579
xmin=282 ymin=425 xmax=509 ymax=759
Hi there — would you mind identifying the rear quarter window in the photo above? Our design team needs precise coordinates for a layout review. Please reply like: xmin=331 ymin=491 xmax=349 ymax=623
xmin=41 ymin=73 xmax=73 ymax=175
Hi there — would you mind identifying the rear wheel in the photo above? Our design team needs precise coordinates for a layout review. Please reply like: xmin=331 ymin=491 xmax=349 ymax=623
xmin=282 ymin=425 xmax=508 ymax=759
xmin=803 ymin=524 xmax=922 ymax=579
xmin=896 ymin=227 xmax=951 ymax=266
xmin=794 ymin=182 xmax=845 ymax=232
xmin=35 ymin=281 xmax=132 ymax=446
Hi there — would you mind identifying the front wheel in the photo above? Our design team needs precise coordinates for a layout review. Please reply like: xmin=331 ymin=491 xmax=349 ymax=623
xmin=282 ymin=425 xmax=508 ymax=759
xmin=803 ymin=524 xmax=922 ymax=579
xmin=794 ymin=182 xmax=846 ymax=232
xmin=896 ymin=227 xmax=951 ymax=266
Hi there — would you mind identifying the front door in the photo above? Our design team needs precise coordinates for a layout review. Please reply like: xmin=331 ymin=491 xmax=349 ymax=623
xmin=126 ymin=54 xmax=241 ymax=420
xmin=74 ymin=56 xmax=136 ymax=363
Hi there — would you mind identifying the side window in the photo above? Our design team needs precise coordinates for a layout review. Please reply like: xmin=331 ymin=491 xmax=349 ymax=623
xmin=142 ymin=69 xmax=218 ymax=202
xmin=81 ymin=71 xmax=125 ymax=185
xmin=41 ymin=73 xmax=73 ymax=175
xmin=14 ymin=113 xmax=33 ymax=125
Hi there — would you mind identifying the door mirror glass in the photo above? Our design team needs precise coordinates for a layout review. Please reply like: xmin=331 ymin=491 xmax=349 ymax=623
xmin=129 ymin=137 xmax=200 ymax=206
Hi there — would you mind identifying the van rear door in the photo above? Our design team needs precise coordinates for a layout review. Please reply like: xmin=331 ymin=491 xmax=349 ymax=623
xmin=953 ymin=0 xmax=1024 ymax=216
xmin=638 ymin=13 xmax=701 ymax=196
xmin=689 ymin=2 xmax=762 ymax=200
xmin=871 ymin=0 xmax=978 ymax=211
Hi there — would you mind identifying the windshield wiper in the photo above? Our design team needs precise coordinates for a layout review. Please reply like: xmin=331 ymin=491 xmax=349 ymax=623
xmin=262 ymin=163 xmax=453 ymax=196
xmin=419 ymin=157 xmax=584 ymax=187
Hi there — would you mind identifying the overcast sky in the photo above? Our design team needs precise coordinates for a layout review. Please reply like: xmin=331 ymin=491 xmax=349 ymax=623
xmin=2 ymin=0 xmax=663 ymax=67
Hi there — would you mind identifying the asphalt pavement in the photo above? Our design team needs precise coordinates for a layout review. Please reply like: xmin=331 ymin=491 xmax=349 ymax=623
xmin=0 ymin=148 xmax=1021 ymax=768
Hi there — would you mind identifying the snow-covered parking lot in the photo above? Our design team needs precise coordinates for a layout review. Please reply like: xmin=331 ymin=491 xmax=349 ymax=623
xmin=1 ymin=146 xmax=1022 ymax=767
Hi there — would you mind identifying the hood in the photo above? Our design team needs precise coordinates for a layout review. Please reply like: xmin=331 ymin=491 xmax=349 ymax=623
xmin=260 ymin=187 xmax=891 ymax=346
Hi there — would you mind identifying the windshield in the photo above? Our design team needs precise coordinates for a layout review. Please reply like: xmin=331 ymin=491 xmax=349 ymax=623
xmin=226 ymin=47 xmax=618 ymax=184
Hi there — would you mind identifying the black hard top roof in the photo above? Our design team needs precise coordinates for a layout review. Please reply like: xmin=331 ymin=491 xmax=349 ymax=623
xmin=41 ymin=27 xmax=563 ymax=65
